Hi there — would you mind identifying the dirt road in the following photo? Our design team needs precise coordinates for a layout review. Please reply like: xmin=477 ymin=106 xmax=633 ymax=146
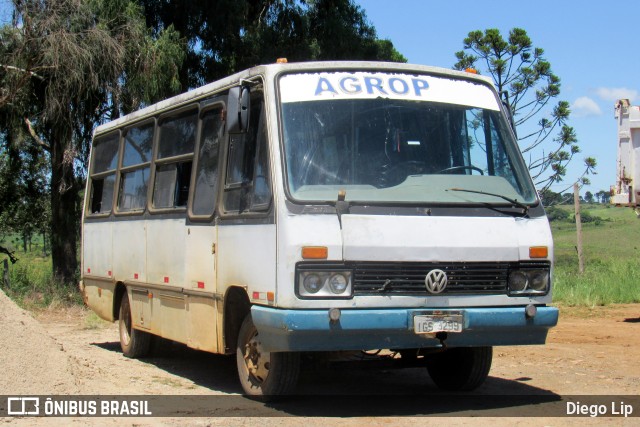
xmin=1 ymin=288 xmax=639 ymax=425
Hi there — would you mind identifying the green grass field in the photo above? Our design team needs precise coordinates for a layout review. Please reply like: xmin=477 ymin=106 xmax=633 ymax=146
xmin=551 ymin=204 xmax=640 ymax=306
xmin=0 ymin=235 xmax=81 ymax=309
xmin=1 ymin=204 xmax=639 ymax=308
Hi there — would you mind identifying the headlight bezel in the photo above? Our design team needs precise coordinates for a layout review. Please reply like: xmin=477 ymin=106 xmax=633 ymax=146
xmin=296 ymin=263 xmax=353 ymax=299
xmin=508 ymin=268 xmax=550 ymax=296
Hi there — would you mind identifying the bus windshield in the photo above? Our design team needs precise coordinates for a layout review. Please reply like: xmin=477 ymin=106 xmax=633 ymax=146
xmin=280 ymin=71 xmax=537 ymax=205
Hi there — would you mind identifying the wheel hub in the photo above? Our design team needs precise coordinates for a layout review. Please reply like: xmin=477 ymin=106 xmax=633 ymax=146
xmin=243 ymin=332 xmax=271 ymax=382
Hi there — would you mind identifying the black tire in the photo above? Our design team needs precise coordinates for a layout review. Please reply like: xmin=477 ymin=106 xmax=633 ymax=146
xmin=236 ymin=314 xmax=300 ymax=398
xmin=426 ymin=346 xmax=492 ymax=391
xmin=118 ymin=291 xmax=151 ymax=358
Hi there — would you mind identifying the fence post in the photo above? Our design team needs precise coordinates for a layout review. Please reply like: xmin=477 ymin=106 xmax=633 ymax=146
xmin=573 ymin=183 xmax=585 ymax=274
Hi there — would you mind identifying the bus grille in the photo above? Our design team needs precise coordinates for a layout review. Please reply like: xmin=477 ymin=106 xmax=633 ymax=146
xmin=352 ymin=261 xmax=550 ymax=296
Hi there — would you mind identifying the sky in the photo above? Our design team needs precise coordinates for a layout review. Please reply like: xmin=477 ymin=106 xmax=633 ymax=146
xmin=357 ymin=0 xmax=639 ymax=195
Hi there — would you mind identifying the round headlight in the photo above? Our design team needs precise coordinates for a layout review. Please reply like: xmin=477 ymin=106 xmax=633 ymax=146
xmin=529 ymin=271 xmax=549 ymax=292
xmin=509 ymin=271 xmax=528 ymax=292
xmin=329 ymin=274 xmax=348 ymax=294
xmin=303 ymin=274 xmax=323 ymax=294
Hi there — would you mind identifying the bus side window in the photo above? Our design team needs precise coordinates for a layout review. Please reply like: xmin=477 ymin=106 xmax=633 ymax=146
xmin=223 ymin=98 xmax=271 ymax=214
xmin=89 ymin=131 xmax=119 ymax=214
xmin=153 ymin=109 xmax=197 ymax=209
xmin=118 ymin=121 xmax=154 ymax=212
xmin=192 ymin=106 xmax=224 ymax=217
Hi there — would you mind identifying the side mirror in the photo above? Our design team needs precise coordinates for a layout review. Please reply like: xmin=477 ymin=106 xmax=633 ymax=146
xmin=227 ymin=86 xmax=251 ymax=133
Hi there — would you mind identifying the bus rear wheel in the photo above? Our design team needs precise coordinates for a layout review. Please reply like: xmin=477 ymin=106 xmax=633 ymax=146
xmin=426 ymin=346 xmax=492 ymax=391
xmin=118 ymin=291 xmax=151 ymax=358
xmin=236 ymin=314 xmax=300 ymax=398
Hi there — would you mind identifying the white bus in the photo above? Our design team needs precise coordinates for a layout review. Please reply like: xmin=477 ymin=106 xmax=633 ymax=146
xmin=80 ymin=60 xmax=558 ymax=397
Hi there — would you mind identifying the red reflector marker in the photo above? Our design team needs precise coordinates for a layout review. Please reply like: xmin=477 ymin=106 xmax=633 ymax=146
xmin=252 ymin=292 xmax=260 ymax=300
xmin=134 ymin=273 xmax=139 ymax=279
xmin=197 ymin=281 xmax=205 ymax=289
xmin=164 ymin=276 xmax=169 ymax=283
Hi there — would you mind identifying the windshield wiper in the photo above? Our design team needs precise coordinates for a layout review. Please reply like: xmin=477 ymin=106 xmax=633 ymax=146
xmin=448 ymin=188 xmax=529 ymax=216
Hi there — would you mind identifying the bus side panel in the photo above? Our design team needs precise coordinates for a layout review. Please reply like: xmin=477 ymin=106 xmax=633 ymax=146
xmin=82 ymin=279 xmax=116 ymax=322
xmin=147 ymin=218 xmax=186 ymax=287
xmin=146 ymin=218 xmax=187 ymax=342
xmin=112 ymin=220 xmax=147 ymax=284
xmin=186 ymin=295 xmax=218 ymax=352
xmin=83 ymin=221 xmax=113 ymax=281
xmin=130 ymin=287 xmax=152 ymax=330
xmin=217 ymin=223 xmax=276 ymax=305
xmin=82 ymin=221 xmax=115 ymax=321
xmin=184 ymin=223 xmax=219 ymax=352
xmin=184 ymin=223 xmax=217 ymax=292
xmin=155 ymin=289 xmax=187 ymax=342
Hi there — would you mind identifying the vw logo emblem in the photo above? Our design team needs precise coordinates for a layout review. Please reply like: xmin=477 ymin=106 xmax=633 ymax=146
xmin=425 ymin=269 xmax=448 ymax=294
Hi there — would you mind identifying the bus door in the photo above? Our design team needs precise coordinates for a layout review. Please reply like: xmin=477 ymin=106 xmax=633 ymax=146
xmin=183 ymin=101 xmax=226 ymax=351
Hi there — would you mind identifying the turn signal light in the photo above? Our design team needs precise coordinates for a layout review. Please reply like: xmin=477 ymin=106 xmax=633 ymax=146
xmin=529 ymin=246 xmax=548 ymax=259
xmin=302 ymin=246 xmax=328 ymax=259
xmin=276 ymin=58 xmax=288 ymax=63
xmin=465 ymin=68 xmax=478 ymax=74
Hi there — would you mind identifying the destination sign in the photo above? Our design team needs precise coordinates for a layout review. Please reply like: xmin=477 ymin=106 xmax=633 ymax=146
xmin=279 ymin=71 xmax=500 ymax=110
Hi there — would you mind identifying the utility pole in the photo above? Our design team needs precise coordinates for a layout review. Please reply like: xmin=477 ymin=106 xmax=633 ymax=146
xmin=573 ymin=183 xmax=585 ymax=274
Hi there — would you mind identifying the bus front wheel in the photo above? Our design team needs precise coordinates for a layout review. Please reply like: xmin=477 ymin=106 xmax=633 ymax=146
xmin=236 ymin=314 xmax=300 ymax=398
xmin=426 ymin=346 xmax=492 ymax=391
xmin=118 ymin=292 xmax=151 ymax=358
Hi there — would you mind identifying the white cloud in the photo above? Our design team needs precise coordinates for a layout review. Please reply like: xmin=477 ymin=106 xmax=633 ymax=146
xmin=595 ymin=87 xmax=638 ymax=103
xmin=572 ymin=96 xmax=602 ymax=118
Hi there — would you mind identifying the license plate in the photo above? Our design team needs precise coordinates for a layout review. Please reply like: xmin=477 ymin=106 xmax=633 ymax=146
xmin=414 ymin=314 xmax=463 ymax=334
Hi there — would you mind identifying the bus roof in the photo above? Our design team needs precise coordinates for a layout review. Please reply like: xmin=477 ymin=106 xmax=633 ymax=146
xmin=93 ymin=61 xmax=495 ymax=136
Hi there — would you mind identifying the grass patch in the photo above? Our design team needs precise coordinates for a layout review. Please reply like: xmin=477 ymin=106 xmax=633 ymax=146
xmin=83 ymin=311 xmax=110 ymax=330
xmin=553 ymin=258 xmax=640 ymax=306
xmin=0 ymin=250 xmax=81 ymax=310
xmin=551 ymin=205 xmax=640 ymax=306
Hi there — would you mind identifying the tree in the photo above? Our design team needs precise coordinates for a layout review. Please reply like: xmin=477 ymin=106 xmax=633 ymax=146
xmin=544 ymin=205 xmax=569 ymax=222
xmin=0 ymin=127 xmax=50 ymax=253
xmin=596 ymin=190 xmax=611 ymax=204
xmin=454 ymin=28 xmax=596 ymax=192
xmin=584 ymin=191 xmax=594 ymax=204
xmin=139 ymin=0 xmax=406 ymax=90
xmin=538 ymin=188 xmax=562 ymax=206
xmin=0 ymin=0 xmax=184 ymax=284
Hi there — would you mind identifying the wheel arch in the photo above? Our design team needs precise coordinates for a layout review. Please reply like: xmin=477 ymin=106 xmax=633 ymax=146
xmin=113 ymin=281 xmax=127 ymax=321
xmin=223 ymin=286 xmax=251 ymax=355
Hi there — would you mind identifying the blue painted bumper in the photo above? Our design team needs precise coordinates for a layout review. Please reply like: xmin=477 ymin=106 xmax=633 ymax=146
xmin=251 ymin=306 xmax=559 ymax=352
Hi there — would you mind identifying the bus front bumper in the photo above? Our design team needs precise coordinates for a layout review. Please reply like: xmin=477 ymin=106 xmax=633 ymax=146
xmin=251 ymin=305 xmax=559 ymax=352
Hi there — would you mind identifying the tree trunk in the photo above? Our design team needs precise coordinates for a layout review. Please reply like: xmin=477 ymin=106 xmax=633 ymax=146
xmin=50 ymin=126 xmax=79 ymax=286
